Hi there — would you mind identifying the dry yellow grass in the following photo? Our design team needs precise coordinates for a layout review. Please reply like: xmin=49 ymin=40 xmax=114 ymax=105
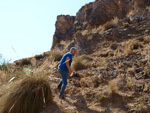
xmin=2 ymin=77 xmax=52 ymax=113
xmin=103 ymin=17 xmax=118 ymax=31
xmin=0 ymin=71 xmax=10 ymax=84
xmin=114 ymin=48 xmax=122 ymax=59
xmin=124 ymin=40 xmax=133 ymax=56
xmin=126 ymin=77 xmax=134 ymax=88
xmin=108 ymin=79 xmax=118 ymax=95
xmin=122 ymin=22 xmax=130 ymax=28
xmin=126 ymin=9 xmax=137 ymax=17
xmin=81 ymin=29 xmax=89 ymax=35
xmin=50 ymin=49 xmax=63 ymax=61
xmin=71 ymin=55 xmax=93 ymax=71
xmin=144 ymin=35 xmax=150 ymax=44
xmin=146 ymin=6 xmax=150 ymax=12
xmin=97 ymin=17 xmax=118 ymax=34
xmin=82 ymin=17 xmax=118 ymax=35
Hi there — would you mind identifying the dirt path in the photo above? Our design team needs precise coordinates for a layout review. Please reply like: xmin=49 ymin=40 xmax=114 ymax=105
xmin=41 ymin=94 xmax=103 ymax=113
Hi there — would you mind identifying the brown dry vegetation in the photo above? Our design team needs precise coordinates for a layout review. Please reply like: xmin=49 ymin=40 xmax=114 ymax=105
xmin=2 ymin=77 xmax=52 ymax=113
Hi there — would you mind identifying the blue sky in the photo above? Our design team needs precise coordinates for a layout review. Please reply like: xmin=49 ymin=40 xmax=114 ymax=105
xmin=0 ymin=0 xmax=94 ymax=62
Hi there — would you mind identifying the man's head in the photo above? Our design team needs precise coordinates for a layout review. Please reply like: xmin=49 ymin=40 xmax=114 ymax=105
xmin=70 ymin=47 xmax=77 ymax=56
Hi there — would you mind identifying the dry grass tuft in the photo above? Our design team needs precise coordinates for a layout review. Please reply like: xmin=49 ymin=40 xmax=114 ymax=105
xmin=135 ymin=99 xmax=146 ymax=112
xmin=146 ymin=6 xmax=150 ymax=12
xmin=81 ymin=30 xmax=89 ymax=35
xmin=50 ymin=49 xmax=63 ymax=61
xmin=122 ymin=22 xmax=130 ymax=28
xmin=108 ymin=79 xmax=118 ymax=95
xmin=124 ymin=41 xmax=133 ymax=56
xmin=103 ymin=17 xmax=118 ymax=31
xmin=2 ymin=77 xmax=52 ymax=113
xmin=71 ymin=55 xmax=93 ymax=71
xmin=97 ymin=17 xmax=118 ymax=34
xmin=144 ymin=35 xmax=150 ymax=44
xmin=126 ymin=77 xmax=134 ymax=88
xmin=0 ymin=71 xmax=11 ymax=84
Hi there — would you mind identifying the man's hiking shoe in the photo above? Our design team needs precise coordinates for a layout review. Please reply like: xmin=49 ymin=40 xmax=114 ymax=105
xmin=59 ymin=95 xmax=65 ymax=99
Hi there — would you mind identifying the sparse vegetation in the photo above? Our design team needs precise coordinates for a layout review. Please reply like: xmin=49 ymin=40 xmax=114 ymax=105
xmin=122 ymin=22 xmax=130 ymax=28
xmin=135 ymin=99 xmax=146 ymax=112
xmin=126 ymin=77 xmax=134 ymax=88
xmin=96 ymin=17 xmax=119 ymax=34
xmin=71 ymin=55 xmax=93 ymax=71
xmin=144 ymin=35 xmax=150 ymax=43
xmin=124 ymin=41 xmax=133 ymax=56
xmin=76 ymin=25 xmax=82 ymax=30
xmin=146 ymin=6 xmax=150 ymax=12
xmin=108 ymin=80 xmax=118 ymax=95
xmin=103 ymin=17 xmax=118 ymax=31
xmin=0 ymin=55 xmax=12 ymax=73
xmin=99 ymin=94 xmax=105 ymax=102
xmin=114 ymin=49 xmax=122 ymax=59
xmin=50 ymin=49 xmax=63 ymax=61
xmin=87 ymin=34 xmax=93 ymax=41
xmin=81 ymin=30 xmax=89 ymax=35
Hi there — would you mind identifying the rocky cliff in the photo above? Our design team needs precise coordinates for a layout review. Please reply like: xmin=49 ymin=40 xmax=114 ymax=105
xmin=52 ymin=0 xmax=150 ymax=52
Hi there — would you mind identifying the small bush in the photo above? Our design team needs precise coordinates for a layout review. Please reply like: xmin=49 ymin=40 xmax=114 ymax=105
xmin=76 ymin=26 xmax=82 ymax=30
xmin=2 ymin=77 xmax=52 ymax=113
xmin=122 ymin=22 xmax=130 ymax=28
xmin=108 ymin=80 xmax=118 ymax=95
xmin=87 ymin=35 xmax=93 ymax=41
xmin=146 ymin=6 xmax=150 ymax=12
xmin=99 ymin=94 xmax=105 ymax=102
xmin=135 ymin=99 xmax=146 ymax=112
xmin=81 ymin=30 xmax=89 ymax=35
xmin=71 ymin=55 xmax=93 ymax=71
xmin=50 ymin=49 xmax=63 ymax=61
xmin=144 ymin=35 xmax=150 ymax=44
xmin=124 ymin=41 xmax=133 ymax=56
xmin=126 ymin=77 xmax=134 ymax=88
xmin=103 ymin=17 xmax=118 ymax=31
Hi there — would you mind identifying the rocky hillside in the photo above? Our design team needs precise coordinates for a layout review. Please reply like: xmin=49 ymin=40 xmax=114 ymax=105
xmin=1 ymin=0 xmax=150 ymax=113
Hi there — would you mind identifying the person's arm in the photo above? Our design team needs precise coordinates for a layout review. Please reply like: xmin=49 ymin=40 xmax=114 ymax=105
xmin=66 ymin=57 xmax=72 ymax=76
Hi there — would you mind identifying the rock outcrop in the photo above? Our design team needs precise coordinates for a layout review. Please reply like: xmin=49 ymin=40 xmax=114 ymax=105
xmin=51 ymin=0 xmax=150 ymax=50
xmin=52 ymin=15 xmax=75 ymax=49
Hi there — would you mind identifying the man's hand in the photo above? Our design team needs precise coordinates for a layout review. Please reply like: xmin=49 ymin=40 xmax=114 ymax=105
xmin=69 ymin=70 xmax=72 ymax=76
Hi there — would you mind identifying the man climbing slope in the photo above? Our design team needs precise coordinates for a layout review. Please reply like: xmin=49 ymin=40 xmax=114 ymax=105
xmin=57 ymin=47 xmax=77 ymax=99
